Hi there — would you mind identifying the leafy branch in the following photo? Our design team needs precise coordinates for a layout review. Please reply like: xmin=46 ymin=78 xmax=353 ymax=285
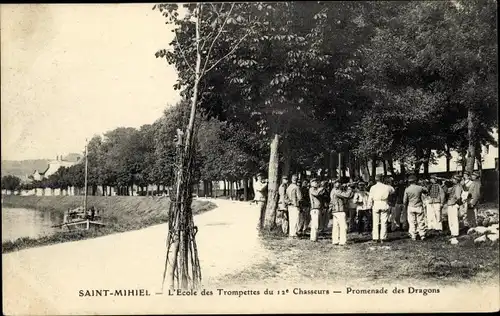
xmin=201 ymin=2 xmax=236 ymax=76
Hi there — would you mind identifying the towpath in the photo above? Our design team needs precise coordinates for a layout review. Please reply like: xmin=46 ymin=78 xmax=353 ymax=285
xmin=3 ymin=199 xmax=268 ymax=315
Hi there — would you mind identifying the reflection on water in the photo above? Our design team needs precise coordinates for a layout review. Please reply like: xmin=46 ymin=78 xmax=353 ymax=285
xmin=1 ymin=208 xmax=64 ymax=242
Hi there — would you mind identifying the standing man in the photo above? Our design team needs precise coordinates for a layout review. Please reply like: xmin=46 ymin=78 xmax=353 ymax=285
xmin=467 ymin=171 xmax=482 ymax=228
xmin=320 ymin=180 xmax=331 ymax=233
xmin=309 ymin=178 xmax=326 ymax=241
xmin=460 ymin=172 xmax=472 ymax=220
xmin=368 ymin=174 xmax=395 ymax=243
xmin=330 ymin=180 xmax=354 ymax=245
xmin=298 ymin=179 xmax=311 ymax=236
xmin=354 ymin=181 xmax=371 ymax=234
xmin=426 ymin=175 xmax=446 ymax=232
xmin=391 ymin=179 xmax=407 ymax=231
xmin=286 ymin=174 xmax=302 ymax=238
xmin=347 ymin=181 xmax=359 ymax=233
xmin=446 ymin=174 xmax=463 ymax=245
xmin=385 ymin=177 xmax=397 ymax=232
xmin=277 ymin=176 xmax=290 ymax=234
xmin=254 ymin=173 xmax=268 ymax=229
xmin=403 ymin=175 xmax=428 ymax=241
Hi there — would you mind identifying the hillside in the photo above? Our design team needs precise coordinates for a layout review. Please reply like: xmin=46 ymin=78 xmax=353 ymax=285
xmin=1 ymin=153 xmax=83 ymax=180
xmin=1 ymin=159 xmax=50 ymax=180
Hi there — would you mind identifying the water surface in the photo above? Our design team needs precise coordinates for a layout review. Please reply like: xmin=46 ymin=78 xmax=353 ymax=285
xmin=1 ymin=207 xmax=63 ymax=242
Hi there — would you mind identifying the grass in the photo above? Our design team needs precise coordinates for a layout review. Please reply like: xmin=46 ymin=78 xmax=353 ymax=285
xmin=211 ymin=223 xmax=499 ymax=288
xmin=2 ymin=195 xmax=216 ymax=253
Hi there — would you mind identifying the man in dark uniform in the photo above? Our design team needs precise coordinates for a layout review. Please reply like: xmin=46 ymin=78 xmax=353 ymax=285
xmin=298 ymin=179 xmax=311 ymax=236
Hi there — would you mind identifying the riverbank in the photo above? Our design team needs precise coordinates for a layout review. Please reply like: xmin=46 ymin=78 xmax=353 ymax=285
xmin=2 ymin=199 xmax=267 ymax=315
xmin=1 ymin=195 xmax=216 ymax=253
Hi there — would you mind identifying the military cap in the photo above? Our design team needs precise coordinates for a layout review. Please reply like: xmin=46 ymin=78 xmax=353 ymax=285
xmin=408 ymin=175 xmax=417 ymax=182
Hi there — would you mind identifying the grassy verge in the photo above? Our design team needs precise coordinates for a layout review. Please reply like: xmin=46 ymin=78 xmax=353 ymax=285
xmin=211 ymin=204 xmax=499 ymax=288
xmin=2 ymin=195 xmax=216 ymax=254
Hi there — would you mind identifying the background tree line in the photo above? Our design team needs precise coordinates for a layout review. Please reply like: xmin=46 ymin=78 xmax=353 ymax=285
xmin=2 ymin=1 xmax=497 ymax=207
xmin=154 ymin=0 xmax=497 ymax=229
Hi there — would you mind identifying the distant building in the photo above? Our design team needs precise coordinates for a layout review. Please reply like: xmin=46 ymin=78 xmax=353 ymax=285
xmin=30 ymin=154 xmax=82 ymax=181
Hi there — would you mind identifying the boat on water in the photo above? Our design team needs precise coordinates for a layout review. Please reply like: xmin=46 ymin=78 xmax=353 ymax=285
xmin=57 ymin=206 xmax=106 ymax=231
xmin=53 ymin=140 xmax=106 ymax=231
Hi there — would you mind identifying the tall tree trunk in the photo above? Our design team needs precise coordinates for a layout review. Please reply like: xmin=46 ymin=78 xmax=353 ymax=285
xmin=165 ymin=6 xmax=202 ymax=291
xmin=400 ymin=160 xmax=406 ymax=177
xmin=370 ymin=155 xmax=377 ymax=181
xmin=466 ymin=108 xmax=477 ymax=173
xmin=414 ymin=147 xmax=423 ymax=175
xmin=348 ymin=152 xmax=357 ymax=179
xmin=423 ymin=162 xmax=429 ymax=177
xmin=360 ymin=157 xmax=370 ymax=182
xmin=445 ymin=144 xmax=451 ymax=173
xmin=460 ymin=151 xmax=467 ymax=173
xmin=338 ymin=152 xmax=346 ymax=178
xmin=264 ymin=132 xmax=280 ymax=231
xmin=387 ymin=157 xmax=395 ymax=175
xmin=248 ymin=178 xmax=254 ymax=200
xmin=382 ymin=160 xmax=387 ymax=176
xmin=243 ymin=178 xmax=248 ymax=201
xmin=282 ymin=137 xmax=291 ymax=177
xmin=329 ymin=151 xmax=337 ymax=179
xmin=223 ymin=180 xmax=227 ymax=196
xmin=476 ymin=146 xmax=483 ymax=178
xmin=422 ymin=148 xmax=431 ymax=177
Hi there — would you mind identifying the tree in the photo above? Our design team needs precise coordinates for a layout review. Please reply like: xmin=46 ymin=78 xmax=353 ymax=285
xmin=360 ymin=0 xmax=497 ymax=175
xmin=154 ymin=2 xmax=261 ymax=290
xmin=85 ymin=136 xmax=104 ymax=195
xmin=1 ymin=175 xmax=21 ymax=193
xmin=162 ymin=2 xmax=379 ymax=229
xmin=153 ymin=101 xmax=192 ymax=190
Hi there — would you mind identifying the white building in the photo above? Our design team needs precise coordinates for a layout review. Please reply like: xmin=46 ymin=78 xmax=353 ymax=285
xmin=31 ymin=154 xmax=82 ymax=180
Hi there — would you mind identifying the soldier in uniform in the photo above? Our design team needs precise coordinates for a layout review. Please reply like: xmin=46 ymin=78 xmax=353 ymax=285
xmin=298 ymin=179 xmax=311 ymax=236
xmin=446 ymin=174 xmax=463 ymax=244
xmin=277 ymin=176 xmax=290 ymax=234
xmin=309 ymin=178 xmax=326 ymax=241
xmin=353 ymin=181 xmax=371 ymax=233
xmin=253 ymin=172 xmax=268 ymax=229
xmin=330 ymin=180 xmax=354 ymax=245
xmin=467 ymin=171 xmax=482 ymax=228
xmin=286 ymin=174 xmax=302 ymax=238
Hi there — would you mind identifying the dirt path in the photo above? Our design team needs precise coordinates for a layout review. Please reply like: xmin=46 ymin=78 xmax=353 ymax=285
xmin=2 ymin=198 xmax=268 ymax=315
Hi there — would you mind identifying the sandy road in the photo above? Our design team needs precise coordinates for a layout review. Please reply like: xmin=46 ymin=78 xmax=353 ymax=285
xmin=3 ymin=199 xmax=498 ymax=314
xmin=2 ymin=199 xmax=268 ymax=315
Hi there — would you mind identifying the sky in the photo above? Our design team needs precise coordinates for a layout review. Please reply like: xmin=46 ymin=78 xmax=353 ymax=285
xmin=1 ymin=4 xmax=181 ymax=161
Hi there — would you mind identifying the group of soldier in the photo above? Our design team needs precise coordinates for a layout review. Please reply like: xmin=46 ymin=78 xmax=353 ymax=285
xmin=253 ymin=170 xmax=482 ymax=245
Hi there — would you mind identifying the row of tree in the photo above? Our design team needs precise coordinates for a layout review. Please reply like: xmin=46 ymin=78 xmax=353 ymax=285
xmin=3 ymin=2 xmax=496 ymax=205
xmin=1 ymin=102 xmax=264 ymax=196
xmin=153 ymin=1 xmax=497 ymax=229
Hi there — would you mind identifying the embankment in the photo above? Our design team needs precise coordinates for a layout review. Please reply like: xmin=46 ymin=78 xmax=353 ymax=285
xmin=1 ymin=195 xmax=216 ymax=253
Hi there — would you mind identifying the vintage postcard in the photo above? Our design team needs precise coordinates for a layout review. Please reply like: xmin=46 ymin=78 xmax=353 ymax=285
xmin=1 ymin=2 xmax=499 ymax=315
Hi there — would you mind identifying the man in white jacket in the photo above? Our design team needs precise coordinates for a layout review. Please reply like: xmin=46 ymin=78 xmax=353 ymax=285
xmin=286 ymin=174 xmax=302 ymax=238
xmin=368 ymin=174 xmax=395 ymax=243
